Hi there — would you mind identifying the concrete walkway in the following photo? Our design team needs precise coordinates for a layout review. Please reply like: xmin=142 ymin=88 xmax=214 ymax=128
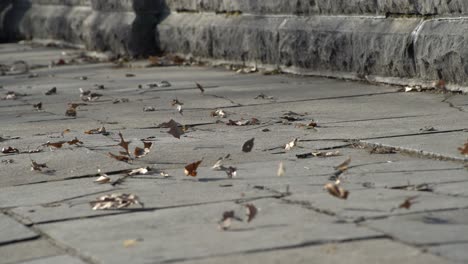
xmin=0 ymin=43 xmax=467 ymax=264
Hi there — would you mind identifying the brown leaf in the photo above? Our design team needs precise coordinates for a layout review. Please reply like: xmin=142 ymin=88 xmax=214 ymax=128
xmin=458 ymin=141 xmax=468 ymax=156
xmin=84 ymin=126 xmax=107 ymax=135
xmin=244 ymin=204 xmax=258 ymax=223
xmin=184 ymin=160 xmax=202 ymax=177
xmin=31 ymin=160 xmax=48 ymax=171
xmin=242 ymin=138 xmax=255 ymax=153
xmin=1 ymin=146 xmax=19 ymax=154
xmin=67 ymin=137 xmax=83 ymax=146
xmin=218 ymin=210 xmax=242 ymax=230
xmin=195 ymin=82 xmax=204 ymax=93
xmin=334 ymin=157 xmax=351 ymax=172
xmin=90 ymin=193 xmax=144 ymax=210
xmin=117 ymin=132 xmax=130 ymax=156
xmin=65 ymin=107 xmax=76 ymax=117
xmin=33 ymin=102 xmax=42 ymax=110
xmin=399 ymin=196 xmax=418 ymax=209
xmin=108 ymin=152 xmax=130 ymax=162
xmin=44 ymin=141 xmax=66 ymax=148
xmin=45 ymin=87 xmax=57 ymax=95
xmin=324 ymin=182 xmax=349 ymax=200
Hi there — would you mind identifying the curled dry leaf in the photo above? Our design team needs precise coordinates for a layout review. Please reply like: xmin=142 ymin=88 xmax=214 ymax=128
xmin=324 ymin=182 xmax=349 ymax=200
xmin=164 ymin=120 xmax=184 ymax=139
xmin=128 ymin=167 xmax=150 ymax=176
xmin=277 ymin=161 xmax=285 ymax=177
xmin=2 ymin=146 xmax=19 ymax=154
xmin=458 ymin=141 xmax=468 ymax=156
xmin=195 ymin=82 xmax=205 ymax=93
xmin=211 ymin=109 xmax=227 ymax=118
xmin=295 ymin=121 xmax=318 ymax=129
xmin=67 ymin=137 xmax=83 ymax=146
xmin=184 ymin=160 xmax=202 ymax=177
xmin=45 ymin=87 xmax=57 ymax=95
xmin=31 ymin=160 xmax=48 ymax=171
xmin=134 ymin=141 xmax=153 ymax=158
xmin=108 ymin=152 xmax=131 ymax=162
xmin=399 ymin=196 xmax=418 ymax=209
xmin=33 ymin=102 xmax=42 ymax=110
xmin=284 ymin=138 xmax=298 ymax=151
xmin=242 ymin=138 xmax=255 ymax=153
xmin=84 ymin=126 xmax=108 ymax=135
xmin=65 ymin=103 xmax=82 ymax=117
xmin=334 ymin=157 xmax=351 ymax=172
xmin=95 ymin=175 xmax=110 ymax=184
xmin=218 ymin=210 xmax=242 ymax=231
xmin=227 ymin=118 xmax=260 ymax=126
xmin=244 ymin=204 xmax=258 ymax=223
xmin=90 ymin=193 xmax=144 ymax=210
xmin=117 ymin=132 xmax=130 ymax=156
xmin=44 ymin=141 xmax=66 ymax=149
xmin=254 ymin=93 xmax=275 ymax=100
xmin=143 ymin=106 xmax=155 ymax=112
xmin=61 ymin=128 xmax=71 ymax=137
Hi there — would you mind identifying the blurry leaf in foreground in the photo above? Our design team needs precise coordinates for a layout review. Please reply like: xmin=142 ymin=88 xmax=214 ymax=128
xmin=90 ymin=193 xmax=144 ymax=210
xmin=324 ymin=182 xmax=349 ymax=200
xmin=218 ymin=210 xmax=243 ymax=231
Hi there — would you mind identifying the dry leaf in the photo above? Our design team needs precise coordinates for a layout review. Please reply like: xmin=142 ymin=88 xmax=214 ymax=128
xmin=211 ymin=154 xmax=231 ymax=170
xmin=277 ymin=161 xmax=285 ymax=177
xmin=399 ymin=196 xmax=418 ymax=209
xmin=458 ymin=141 xmax=468 ymax=156
xmin=171 ymin=98 xmax=183 ymax=106
xmin=218 ymin=210 xmax=242 ymax=230
xmin=45 ymin=87 xmax=57 ymax=95
xmin=313 ymin=151 xmax=341 ymax=157
xmin=44 ymin=141 xmax=66 ymax=149
xmin=227 ymin=118 xmax=260 ymax=126
xmin=244 ymin=204 xmax=258 ymax=223
xmin=123 ymin=239 xmax=138 ymax=248
xmin=67 ymin=137 xmax=83 ymax=146
xmin=143 ymin=106 xmax=155 ymax=112
xmin=31 ymin=160 xmax=48 ymax=171
xmin=334 ymin=157 xmax=351 ymax=172
xmin=175 ymin=104 xmax=183 ymax=115
xmin=90 ymin=193 xmax=144 ymax=210
xmin=117 ymin=132 xmax=130 ymax=156
xmin=61 ymin=129 xmax=71 ymax=137
xmin=370 ymin=146 xmax=397 ymax=154
xmin=242 ymin=138 xmax=255 ymax=153
xmin=125 ymin=73 xmax=135 ymax=77
xmin=324 ymin=182 xmax=349 ymax=200
xmin=2 ymin=146 xmax=19 ymax=154
xmin=196 ymin=82 xmax=205 ymax=93
xmin=184 ymin=160 xmax=202 ymax=177
xmin=95 ymin=175 xmax=110 ymax=184
xmin=224 ymin=166 xmax=237 ymax=178
xmin=295 ymin=121 xmax=317 ymax=129
xmin=254 ymin=93 xmax=275 ymax=100
xmin=108 ymin=152 xmax=131 ymax=162
xmin=284 ymin=138 xmax=298 ymax=151
xmin=163 ymin=120 xmax=184 ymax=139
xmin=128 ymin=167 xmax=150 ymax=176
xmin=211 ymin=109 xmax=227 ymax=118
xmin=33 ymin=102 xmax=42 ymax=110
xmin=84 ymin=126 xmax=107 ymax=135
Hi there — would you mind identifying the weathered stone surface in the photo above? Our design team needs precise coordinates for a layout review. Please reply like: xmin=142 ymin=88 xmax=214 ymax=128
xmin=0 ymin=239 xmax=63 ymax=264
xmin=0 ymin=213 xmax=38 ymax=245
xmin=19 ymin=255 xmax=87 ymax=264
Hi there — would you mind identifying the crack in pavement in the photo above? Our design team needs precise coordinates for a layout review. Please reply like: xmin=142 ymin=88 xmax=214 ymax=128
xmin=322 ymin=114 xmax=434 ymax=124
xmin=441 ymin=95 xmax=466 ymax=112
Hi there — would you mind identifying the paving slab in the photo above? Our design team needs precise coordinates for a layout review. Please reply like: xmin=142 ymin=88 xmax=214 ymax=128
xmin=18 ymin=255 xmax=87 ymax=264
xmin=364 ymin=209 xmax=468 ymax=263
xmin=37 ymin=199 xmax=383 ymax=263
xmin=184 ymin=239 xmax=452 ymax=264
xmin=0 ymin=213 xmax=38 ymax=245
xmin=0 ymin=239 xmax=63 ymax=264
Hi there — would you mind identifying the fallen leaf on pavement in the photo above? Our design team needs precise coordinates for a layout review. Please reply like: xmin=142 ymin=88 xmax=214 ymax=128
xmin=108 ymin=152 xmax=131 ymax=162
xmin=94 ymin=171 xmax=110 ymax=184
xmin=324 ymin=182 xmax=349 ymax=200
xmin=295 ymin=121 xmax=318 ymax=129
xmin=90 ymin=193 xmax=144 ymax=210
xmin=399 ymin=196 xmax=418 ymax=209
xmin=117 ymin=132 xmax=130 ymax=156
xmin=196 ymin=82 xmax=205 ymax=93
xmin=254 ymin=93 xmax=275 ymax=100
xmin=84 ymin=126 xmax=108 ymax=135
xmin=2 ymin=146 xmax=19 ymax=154
xmin=211 ymin=109 xmax=227 ymax=118
xmin=227 ymin=118 xmax=260 ymax=126
xmin=134 ymin=141 xmax=152 ymax=158
xmin=218 ymin=210 xmax=243 ymax=230
xmin=458 ymin=141 xmax=468 ymax=156
xmin=45 ymin=87 xmax=57 ymax=95
xmin=31 ymin=160 xmax=48 ymax=171
xmin=33 ymin=102 xmax=42 ymax=110
xmin=165 ymin=120 xmax=185 ymax=139
xmin=244 ymin=204 xmax=258 ymax=223
xmin=67 ymin=137 xmax=83 ymax=146
xmin=277 ymin=161 xmax=285 ymax=177
xmin=44 ymin=141 xmax=66 ymax=149
xmin=284 ymin=138 xmax=298 ymax=151
xmin=128 ymin=167 xmax=150 ymax=176
xmin=242 ymin=138 xmax=255 ymax=153
xmin=185 ymin=160 xmax=202 ymax=177
xmin=334 ymin=157 xmax=351 ymax=172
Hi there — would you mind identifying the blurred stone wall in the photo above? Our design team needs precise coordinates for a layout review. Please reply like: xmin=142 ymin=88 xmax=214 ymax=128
xmin=2 ymin=0 xmax=468 ymax=86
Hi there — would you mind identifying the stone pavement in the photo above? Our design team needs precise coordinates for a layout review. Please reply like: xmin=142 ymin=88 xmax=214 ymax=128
xmin=0 ymin=43 xmax=467 ymax=264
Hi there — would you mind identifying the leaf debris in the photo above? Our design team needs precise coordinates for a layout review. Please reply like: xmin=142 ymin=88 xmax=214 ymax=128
xmin=90 ymin=193 xmax=144 ymax=210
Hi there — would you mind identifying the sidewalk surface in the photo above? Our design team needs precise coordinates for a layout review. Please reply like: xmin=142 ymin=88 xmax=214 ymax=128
xmin=0 ymin=43 xmax=467 ymax=264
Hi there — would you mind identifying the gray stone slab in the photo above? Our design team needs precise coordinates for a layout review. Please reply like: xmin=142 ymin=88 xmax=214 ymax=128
xmin=0 ymin=213 xmax=38 ymax=245
xmin=0 ymin=239 xmax=63 ymax=264
xmin=37 ymin=199 xmax=382 ymax=263
xmin=0 ymin=147 xmax=132 ymax=187
xmin=18 ymin=255 xmax=87 ymax=264
xmin=362 ymin=131 xmax=468 ymax=161
xmin=365 ymin=209 xmax=468 ymax=249
xmin=429 ymin=243 xmax=468 ymax=264
xmin=184 ymin=239 xmax=451 ymax=264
